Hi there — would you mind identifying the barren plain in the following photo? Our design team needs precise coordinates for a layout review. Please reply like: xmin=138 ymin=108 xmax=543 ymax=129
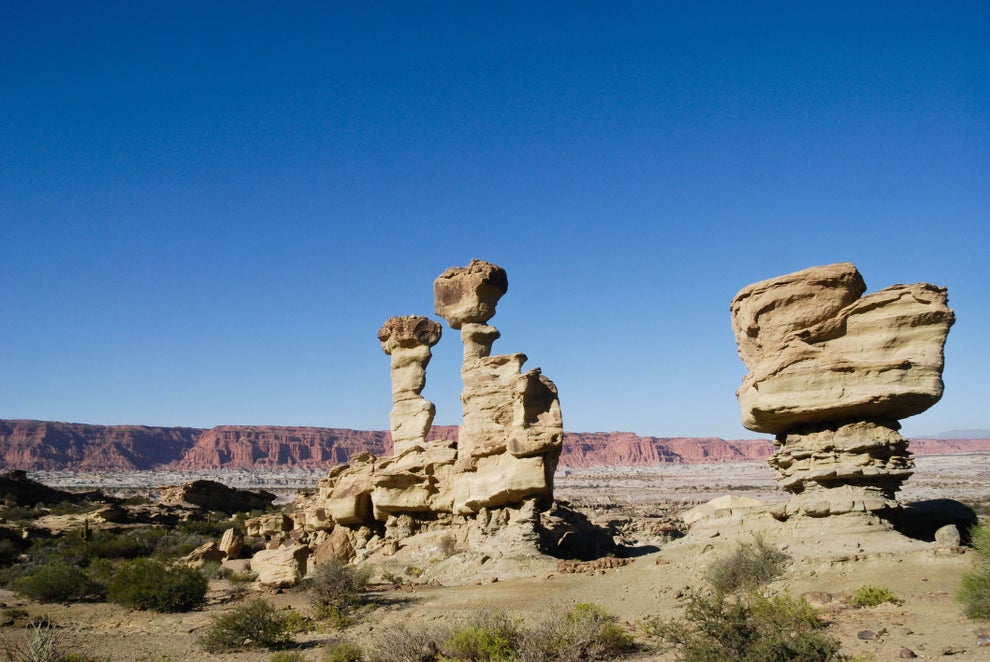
xmin=0 ymin=453 xmax=987 ymax=660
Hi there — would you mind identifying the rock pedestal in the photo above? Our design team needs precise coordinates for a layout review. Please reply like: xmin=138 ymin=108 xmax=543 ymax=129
xmin=434 ymin=260 xmax=563 ymax=514
xmin=285 ymin=259 xmax=562 ymax=565
xmin=731 ymin=263 xmax=954 ymax=517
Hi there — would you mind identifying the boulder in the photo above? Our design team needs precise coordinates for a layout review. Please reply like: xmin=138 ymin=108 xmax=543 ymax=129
xmin=312 ymin=526 xmax=356 ymax=565
xmin=219 ymin=527 xmax=244 ymax=559
xmin=185 ymin=541 xmax=225 ymax=566
xmin=434 ymin=259 xmax=508 ymax=329
xmin=250 ymin=544 xmax=309 ymax=588
xmin=245 ymin=513 xmax=292 ymax=538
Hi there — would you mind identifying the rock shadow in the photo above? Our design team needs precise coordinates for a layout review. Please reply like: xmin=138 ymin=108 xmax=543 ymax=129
xmin=889 ymin=499 xmax=977 ymax=544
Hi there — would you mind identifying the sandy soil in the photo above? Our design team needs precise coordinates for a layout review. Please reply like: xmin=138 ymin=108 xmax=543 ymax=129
xmin=3 ymin=455 xmax=990 ymax=661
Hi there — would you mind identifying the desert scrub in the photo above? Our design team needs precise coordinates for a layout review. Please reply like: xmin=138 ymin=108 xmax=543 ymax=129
xmin=518 ymin=602 xmax=634 ymax=661
xmin=959 ymin=522 xmax=990 ymax=618
xmin=443 ymin=608 xmax=520 ymax=661
xmin=321 ymin=641 xmax=364 ymax=662
xmin=108 ymin=558 xmax=207 ymax=612
xmin=308 ymin=560 xmax=371 ymax=626
xmin=654 ymin=591 xmax=843 ymax=662
xmin=13 ymin=562 xmax=104 ymax=602
xmin=705 ymin=537 xmax=790 ymax=595
xmin=199 ymin=599 xmax=294 ymax=653
xmin=0 ymin=618 xmax=110 ymax=662
xmin=363 ymin=623 xmax=442 ymax=662
xmin=849 ymin=585 xmax=899 ymax=607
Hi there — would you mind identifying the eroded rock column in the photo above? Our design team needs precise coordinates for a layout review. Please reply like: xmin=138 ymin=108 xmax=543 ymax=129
xmin=730 ymin=262 xmax=954 ymax=518
xmin=378 ymin=316 xmax=442 ymax=456
xmin=434 ymin=259 xmax=563 ymax=513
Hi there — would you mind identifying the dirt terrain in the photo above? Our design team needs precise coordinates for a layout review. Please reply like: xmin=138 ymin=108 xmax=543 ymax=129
xmin=3 ymin=455 xmax=989 ymax=660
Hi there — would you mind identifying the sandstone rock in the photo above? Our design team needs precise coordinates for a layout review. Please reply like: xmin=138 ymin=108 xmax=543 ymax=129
xmin=312 ymin=526 xmax=355 ymax=565
xmin=379 ymin=316 xmax=443 ymax=456
xmin=292 ymin=260 xmax=560 ymax=552
xmin=159 ymin=480 xmax=276 ymax=514
xmin=185 ymin=541 xmax=225 ymax=566
xmin=219 ymin=527 xmax=244 ymax=559
xmin=769 ymin=421 xmax=914 ymax=502
xmin=732 ymin=265 xmax=954 ymax=434
xmin=245 ymin=513 xmax=293 ymax=538
xmin=250 ymin=544 xmax=309 ymax=588
xmin=434 ymin=259 xmax=508 ymax=329
xmin=731 ymin=263 xmax=954 ymax=518
xmin=681 ymin=495 xmax=769 ymax=526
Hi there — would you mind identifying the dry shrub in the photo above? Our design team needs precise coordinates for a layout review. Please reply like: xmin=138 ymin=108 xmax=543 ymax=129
xmin=705 ymin=537 xmax=790 ymax=595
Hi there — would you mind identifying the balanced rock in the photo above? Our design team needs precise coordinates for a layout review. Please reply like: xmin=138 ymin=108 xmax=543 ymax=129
xmin=434 ymin=259 xmax=508 ymax=329
xmin=295 ymin=259 xmax=561 ymax=552
xmin=732 ymin=263 xmax=954 ymax=433
xmin=435 ymin=260 xmax=563 ymax=514
xmin=731 ymin=263 xmax=954 ymax=517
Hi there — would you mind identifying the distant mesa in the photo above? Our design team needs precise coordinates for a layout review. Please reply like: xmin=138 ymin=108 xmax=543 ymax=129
xmin=935 ymin=429 xmax=990 ymax=440
xmin=731 ymin=262 xmax=955 ymax=519
xmin=2 ymin=420 xmax=987 ymax=474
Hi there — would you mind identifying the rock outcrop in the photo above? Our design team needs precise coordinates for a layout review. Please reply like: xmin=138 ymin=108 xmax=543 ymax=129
xmin=435 ymin=260 xmax=563 ymax=513
xmin=159 ymin=480 xmax=276 ymax=514
xmin=282 ymin=260 xmax=563 ymax=573
xmin=731 ymin=263 xmax=954 ymax=518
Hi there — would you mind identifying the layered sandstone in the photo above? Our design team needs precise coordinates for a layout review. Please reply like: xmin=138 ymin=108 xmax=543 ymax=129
xmin=378 ymin=316 xmax=442 ymax=456
xmin=731 ymin=263 xmax=954 ymax=517
xmin=281 ymin=260 xmax=563 ymax=574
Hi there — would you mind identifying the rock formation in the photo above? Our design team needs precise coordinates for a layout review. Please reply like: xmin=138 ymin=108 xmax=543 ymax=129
xmin=377 ymin=316 xmax=442 ymax=456
xmin=731 ymin=262 xmax=954 ymax=517
xmin=435 ymin=260 xmax=563 ymax=513
xmin=278 ymin=260 xmax=563 ymax=578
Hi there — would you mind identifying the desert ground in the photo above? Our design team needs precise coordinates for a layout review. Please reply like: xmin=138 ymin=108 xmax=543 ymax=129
xmin=5 ymin=454 xmax=990 ymax=661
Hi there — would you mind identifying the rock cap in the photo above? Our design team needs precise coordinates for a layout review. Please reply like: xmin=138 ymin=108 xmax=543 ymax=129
xmin=434 ymin=259 xmax=508 ymax=329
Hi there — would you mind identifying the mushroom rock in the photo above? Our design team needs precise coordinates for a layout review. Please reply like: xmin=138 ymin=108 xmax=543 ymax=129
xmin=378 ymin=315 xmax=442 ymax=456
xmin=307 ymin=259 xmax=561 ymax=538
xmin=434 ymin=259 xmax=508 ymax=330
xmin=731 ymin=263 xmax=954 ymax=517
xmin=433 ymin=260 xmax=563 ymax=514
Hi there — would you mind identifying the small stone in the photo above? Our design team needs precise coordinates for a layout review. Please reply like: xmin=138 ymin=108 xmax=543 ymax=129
xmin=977 ymin=635 xmax=990 ymax=647
xmin=935 ymin=524 xmax=961 ymax=547
xmin=899 ymin=647 xmax=918 ymax=658
xmin=857 ymin=630 xmax=876 ymax=640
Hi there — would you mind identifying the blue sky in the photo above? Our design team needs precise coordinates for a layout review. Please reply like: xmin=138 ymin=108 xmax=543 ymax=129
xmin=2 ymin=2 xmax=987 ymax=439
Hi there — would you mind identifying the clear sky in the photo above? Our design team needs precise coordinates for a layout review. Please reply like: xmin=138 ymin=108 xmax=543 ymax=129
xmin=2 ymin=2 xmax=987 ymax=440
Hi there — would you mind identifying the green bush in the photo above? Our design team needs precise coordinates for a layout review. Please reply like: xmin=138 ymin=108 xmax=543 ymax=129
xmin=705 ymin=537 xmax=790 ymax=595
xmin=322 ymin=641 xmax=364 ymax=662
xmin=269 ymin=653 xmax=306 ymax=662
xmin=309 ymin=560 xmax=371 ymax=624
xmin=959 ymin=523 xmax=990 ymax=618
xmin=199 ymin=599 xmax=294 ymax=653
xmin=654 ymin=591 xmax=842 ymax=662
xmin=443 ymin=609 xmax=520 ymax=661
xmin=108 ymin=558 xmax=207 ymax=612
xmin=13 ymin=562 xmax=104 ymax=602
xmin=849 ymin=585 xmax=899 ymax=607
xmin=519 ymin=602 xmax=634 ymax=662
